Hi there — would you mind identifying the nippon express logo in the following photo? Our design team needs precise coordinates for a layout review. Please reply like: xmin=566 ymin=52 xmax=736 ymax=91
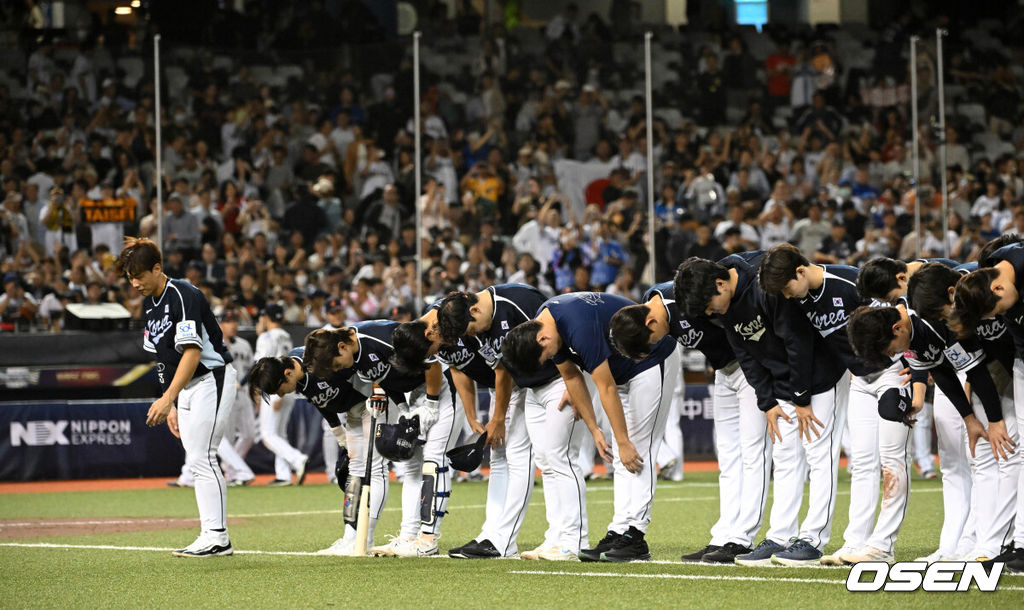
xmin=846 ymin=561 xmax=1003 ymax=592
xmin=10 ymin=420 xmax=132 ymax=447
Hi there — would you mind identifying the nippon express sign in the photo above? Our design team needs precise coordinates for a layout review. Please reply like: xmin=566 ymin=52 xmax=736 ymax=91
xmin=0 ymin=400 xmax=184 ymax=480
xmin=11 ymin=419 xmax=132 ymax=447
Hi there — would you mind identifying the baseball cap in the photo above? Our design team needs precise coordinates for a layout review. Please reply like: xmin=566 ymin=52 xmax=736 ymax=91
xmin=2 ymin=272 xmax=19 ymax=287
xmin=325 ymin=297 xmax=344 ymax=313
xmin=261 ymin=303 xmax=284 ymax=322
xmin=877 ymin=386 xmax=913 ymax=424
xmin=220 ymin=308 xmax=240 ymax=323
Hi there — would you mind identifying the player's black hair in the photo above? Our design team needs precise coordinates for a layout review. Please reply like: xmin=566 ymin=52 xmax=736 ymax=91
xmin=977 ymin=234 xmax=1023 ymax=267
xmin=856 ymin=257 xmax=908 ymax=301
xmin=248 ymin=356 xmax=294 ymax=404
xmin=952 ymin=268 xmax=1002 ymax=335
xmin=116 ymin=236 xmax=162 ymax=277
xmin=609 ymin=304 xmax=653 ymax=361
xmin=846 ymin=305 xmax=902 ymax=370
xmin=501 ymin=321 xmax=544 ymax=375
xmin=389 ymin=320 xmax=432 ymax=375
xmin=673 ymin=258 xmax=728 ymax=318
xmin=436 ymin=291 xmax=479 ymax=343
xmin=758 ymin=244 xmax=809 ymax=295
xmin=303 ymin=327 xmax=357 ymax=377
xmin=906 ymin=263 xmax=959 ymax=322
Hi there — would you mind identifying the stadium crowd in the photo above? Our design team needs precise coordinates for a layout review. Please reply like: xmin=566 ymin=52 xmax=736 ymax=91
xmin=0 ymin=1 xmax=1022 ymax=332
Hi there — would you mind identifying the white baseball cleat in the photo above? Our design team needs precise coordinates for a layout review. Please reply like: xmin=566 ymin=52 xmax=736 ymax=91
xmin=915 ymin=550 xmax=944 ymax=563
xmin=295 ymin=455 xmax=310 ymax=486
xmin=392 ymin=535 xmax=439 ymax=558
xmin=316 ymin=537 xmax=365 ymax=556
xmin=370 ymin=535 xmax=416 ymax=557
xmin=172 ymin=532 xmax=233 ymax=558
xmin=522 ymin=544 xmax=578 ymax=561
xmin=819 ymin=545 xmax=857 ymax=566
xmin=840 ymin=546 xmax=894 ymax=564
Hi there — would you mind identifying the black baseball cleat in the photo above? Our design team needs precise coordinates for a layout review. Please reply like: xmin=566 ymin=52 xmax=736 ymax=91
xmin=981 ymin=544 xmax=1018 ymax=570
xmin=701 ymin=542 xmax=752 ymax=563
xmin=681 ymin=544 xmax=721 ymax=562
xmin=1003 ymin=547 xmax=1024 ymax=573
xmin=601 ymin=527 xmax=651 ymax=563
xmin=580 ymin=531 xmax=623 ymax=562
xmin=172 ymin=535 xmax=234 ymax=558
xmin=450 ymin=539 xmax=501 ymax=559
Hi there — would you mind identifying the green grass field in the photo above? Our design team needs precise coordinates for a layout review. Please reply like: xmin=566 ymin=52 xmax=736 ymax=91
xmin=1 ymin=471 xmax=1020 ymax=608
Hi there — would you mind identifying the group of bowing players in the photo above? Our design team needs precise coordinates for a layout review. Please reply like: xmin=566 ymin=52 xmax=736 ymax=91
xmin=243 ymin=235 xmax=1024 ymax=571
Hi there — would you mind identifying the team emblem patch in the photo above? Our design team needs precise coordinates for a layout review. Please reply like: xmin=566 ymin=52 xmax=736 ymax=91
xmin=679 ymin=320 xmax=690 ymax=329
xmin=457 ymin=338 xmax=464 ymax=346
xmin=833 ymin=297 xmax=843 ymax=307
xmin=176 ymin=320 xmax=199 ymax=342
xmin=317 ymin=381 xmax=329 ymax=390
xmin=164 ymin=304 xmax=169 ymax=313
xmin=903 ymin=350 xmax=916 ymax=359
xmin=501 ymin=320 xmax=509 ymax=330
xmin=368 ymin=353 xmax=379 ymax=362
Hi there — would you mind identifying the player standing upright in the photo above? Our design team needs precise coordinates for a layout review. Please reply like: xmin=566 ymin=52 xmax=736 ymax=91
xmin=218 ymin=309 xmax=256 ymax=486
xmin=610 ymin=280 xmax=771 ymax=564
xmin=117 ymin=237 xmax=237 ymax=557
xmin=255 ymin=304 xmax=308 ymax=486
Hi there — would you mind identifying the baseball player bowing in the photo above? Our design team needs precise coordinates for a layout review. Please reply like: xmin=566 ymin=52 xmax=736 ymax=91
xmin=248 ymin=346 xmax=368 ymax=555
xmin=954 ymin=239 xmax=1024 ymax=571
xmin=676 ymin=253 xmax=847 ymax=567
xmin=911 ymin=262 xmax=1018 ymax=563
xmin=117 ymin=237 xmax=237 ymax=557
xmin=304 ymin=322 xmax=463 ymax=557
xmin=759 ymin=244 xmax=913 ymax=564
xmin=432 ymin=284 xmax=559 ymax=559
xmin=503 ymin=292 xmax=678 ymax=562
xmin=609 ymin=280 xmax=771 ymax=564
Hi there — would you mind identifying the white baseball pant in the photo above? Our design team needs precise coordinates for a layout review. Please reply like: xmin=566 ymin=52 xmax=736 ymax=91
xmin=843 ymin=364 xmax=912 ymax=554
xmin=966 ymin=364 xmax=1020 ymax=557
xmin=709 ymin=363 xmax=771 ymax=548
xmin=477 ymin=387 xmax=534 ymax=556
xmin=931 ymin=379 xmax=974 ymax=557
xmin=1014 ymin=359 xmax=1024 ymax=549
xmin=592 ymin=346 xmax=680 ymax=535
xmin=912 ymin=400 xmax=936 ymax=473
xmin=768 ymin=373 xmax=850 ymax=551
xmin=656 ymin=354 xmax=686 ymax=481
xmin=177 ymin=364 xmax=236 ymax=534
xmin=259 ymin=394 xmax=306 ymax=481
xmin=523 ymin=376 xmax=588 ymax=553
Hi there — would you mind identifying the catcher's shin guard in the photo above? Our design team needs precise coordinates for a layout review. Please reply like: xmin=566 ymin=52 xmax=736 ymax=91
xmin=343 ymin=474 xmax=362 ymax=526
xmin=419 ymin=461 xmax=451 ymax=528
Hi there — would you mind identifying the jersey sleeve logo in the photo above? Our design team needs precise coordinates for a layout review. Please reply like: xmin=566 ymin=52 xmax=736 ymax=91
xmin=176 ymin=320 xmax=199 ymax=342
xmin=832 ymin=297 xmax=843 ymax=307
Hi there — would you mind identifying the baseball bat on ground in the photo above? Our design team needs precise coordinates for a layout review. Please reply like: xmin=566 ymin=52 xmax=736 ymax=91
xmin=353 ymin=389 xmax=384 ymax=556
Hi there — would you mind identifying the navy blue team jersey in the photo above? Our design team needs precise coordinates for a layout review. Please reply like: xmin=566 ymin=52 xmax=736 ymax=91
xmin=544 ymin=292 xmax=675 ymax=385
xmin=436 ymin=335 xmax=496 ymax=388
xmin=715 ymin=251 xmax=844 ymax=411
xmin=350 ymin=320 xmax=424 ymax=401
xmin=476 ymin=284 xmax=560 ymax=388
xmin=795 ymin=265 xmax=875 ymax=377
xmin=955 ymin=262 xmax=1016 ymax=373
xmin=645 ymin=282 xmax=735 ymax=371
xmin=288 ymin=347 xmax=364 ymax=428
xmin=143 ymin=278 xmax=232 ymax=392
xmin=901 ymin=310 xmax=1003 ymax=421
xmin=987 ymin=243 xmax=1024 ymax=358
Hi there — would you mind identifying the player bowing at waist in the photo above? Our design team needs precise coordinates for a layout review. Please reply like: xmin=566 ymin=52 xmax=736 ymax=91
xmin=304 ymin=321 xmax=462 ymax=558
xmin=249 ymin=347 xmax=368 ymax=555
xmin=610 ymin=280 xmax=771 ymax=565
xmin=502 ymin=291 xmax=678 ymax=563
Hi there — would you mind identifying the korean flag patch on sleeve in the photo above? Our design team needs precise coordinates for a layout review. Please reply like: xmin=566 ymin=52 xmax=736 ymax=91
xmin=833 ymin=297 xmax=843 ymax=307
xmin=176 ymin=320 xmax=200 ymax=343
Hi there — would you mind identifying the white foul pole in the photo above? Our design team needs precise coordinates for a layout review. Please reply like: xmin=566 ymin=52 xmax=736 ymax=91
xmin=154 ymin=33 xmax=163 ymax=249
xmin=413 ymin=31 xmax=423 ymax=309
xmin=910 ymin=35 xmax=920 ymax=259
xmin=936 ymin=28 xmax=950 ymax=258
xmin=644 ymin=31 xmax=655 ymax=285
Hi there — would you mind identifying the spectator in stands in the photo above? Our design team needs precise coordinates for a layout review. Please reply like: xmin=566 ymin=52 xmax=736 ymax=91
xmin=163 ymin=194 xmax=201 ymax=260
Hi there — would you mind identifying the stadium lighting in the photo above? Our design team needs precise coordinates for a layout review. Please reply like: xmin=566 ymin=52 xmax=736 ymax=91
xmin=114 ymin=6 xmax=132 ymax=14
xmin=131 ymin=0 xmax=140 ymax=7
